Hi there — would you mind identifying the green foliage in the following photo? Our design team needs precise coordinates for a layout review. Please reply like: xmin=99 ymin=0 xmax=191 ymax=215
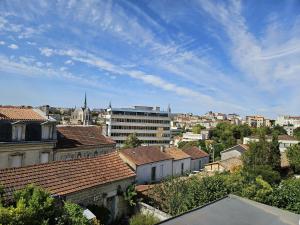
xmin=293 ymin=127 xmax=300 ymax=140
xmin=270 ymin=178 xmax=300 ymax=214
xmin=192 ymin=124 xmax=205 ymax=134
xmin=242 ymin=135 xmax=281 ymax=171
xmin=0 ymin=185 xmax=93 ymax=225
xmin=272 ymin=125 xmax=287 ymax=135
xmin=124 ymin=184 xmax=138 ymax=207
xmin=286 ymin=144 xmax=300 ymax=173
xmin=129 ymin=213 xmax=159 ymax=225
xmin=148 ymin=170 xmax=300 ymax=216
xmin=123 ymin=133 xmax=142 ymax=148
xmin=209 ymin=123 xmax=252 ymax=159
xmin=242 ymin=165 xmax=281 ymax=185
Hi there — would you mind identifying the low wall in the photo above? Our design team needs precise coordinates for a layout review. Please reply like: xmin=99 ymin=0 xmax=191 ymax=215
xmin=137 ymin=202 xmax=171 ymax=221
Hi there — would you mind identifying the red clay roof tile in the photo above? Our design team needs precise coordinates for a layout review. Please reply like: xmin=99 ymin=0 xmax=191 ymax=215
xmin=0 ymin=152 xmax=135 ymax=200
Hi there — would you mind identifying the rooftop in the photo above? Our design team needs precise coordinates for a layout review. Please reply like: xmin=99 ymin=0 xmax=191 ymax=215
xmin=56 ymin=125 xmax=115 ymax=149
xmin=120 ymin=146 xmax=173 ymax=165
xmin=157 ymin=194 xmax=299 ymax=225
xmin=220 ymin=144 xmax=249 ymax=154
xmin=164 ymin=147 xmax=191 ymax=160
xmin=0 ymin=152 xmax=135 ymax=200
xmin=0 ymin=106 xmax=46 ymax=121
xmin=182 ymin=146 xmax=209 ymax=160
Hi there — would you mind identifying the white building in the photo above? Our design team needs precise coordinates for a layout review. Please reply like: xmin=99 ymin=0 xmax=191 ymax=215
xmin=105 ymin=105 xmax=171 ymax=147
xmin=119 ymin=146 xmax=191 ymax=184
xmin=243 ymin=135 xmax=299 ymax=152
xmin=119 ymin=146 xmax=173 ymax=184
xmin=182 ymin=146 xmax=209 ymax=171
xmin=165 ymin=147 xmax=191 ymax=176
xmin=182 ymin=132 xmax=205 ymax=142
xmin=220 ymin=144 xmax=248 ymax=161
xmin=70 ymin=93 xmax=91 ymax=125
xmin=245 ymin=115 xmax=271 ymax=128
xmin=276 ymin=115 xmax=300 ymax=135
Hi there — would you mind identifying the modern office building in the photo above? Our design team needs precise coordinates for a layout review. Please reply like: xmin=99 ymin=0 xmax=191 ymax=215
xmin=105 ymin=105 xmax=171 ymax=146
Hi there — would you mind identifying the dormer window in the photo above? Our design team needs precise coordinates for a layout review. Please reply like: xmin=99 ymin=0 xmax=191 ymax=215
xmin=12 ymin=123 xmax=26 ymax=141
xmin=42 ymin=124 xmax=54 ymax=140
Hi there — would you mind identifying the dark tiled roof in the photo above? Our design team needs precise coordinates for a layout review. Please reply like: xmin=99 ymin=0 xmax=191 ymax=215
xmin=182 ymin=146 xmax=209 ymax=160
xmin=56 ymin=126 xmax=115 ymax=149
xmin=0 ymin=107 xmax=45 ymax=121
xmin=120 ymin=146 xmax=173 ymax=165
xmin=0 ymin=152 xmax=135 ymax=200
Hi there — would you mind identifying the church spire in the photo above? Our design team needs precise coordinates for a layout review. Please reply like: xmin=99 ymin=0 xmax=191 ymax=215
xmin=84 ymin=92 xmax=87 ymax=109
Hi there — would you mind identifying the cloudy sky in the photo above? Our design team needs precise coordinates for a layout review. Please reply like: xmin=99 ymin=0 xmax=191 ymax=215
xmin=0 ymin=0 xmax=299 ymax=118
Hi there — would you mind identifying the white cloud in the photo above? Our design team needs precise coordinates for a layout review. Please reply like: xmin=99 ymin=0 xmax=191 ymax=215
xmin=8 ymin=44 xmax=18 ymax=49
xmin=64 ymin=59 xmax=74 ymax=65
xmin=39 ymin=47 xmax=54 ymax=57
xmin=0 ymin=41 xmax=5 ymax=45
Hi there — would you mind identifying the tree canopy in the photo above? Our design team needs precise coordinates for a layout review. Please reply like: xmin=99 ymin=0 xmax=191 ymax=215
xmin=286 ymin=144 xmax=300 ymax=174
xmin=0 ymin=185 xmax=96 ymax=225
xmin=123 ymin=133 xmax=142 ymax=148
xmin=191 ymin=124 xmax=205 ymax=134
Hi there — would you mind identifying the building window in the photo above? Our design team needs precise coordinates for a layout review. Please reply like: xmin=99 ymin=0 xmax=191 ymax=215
xmin=151 ymin=167 xmax=156 ymax=181
xmin=12 ymin=125 xmax=25 ymax=141
xmin=40 ymin=152 xmax=50 ymax=164
xmin=199 ymin=160 xmax=202 ymax=170
xmin=181 ymin=163 xmax=184 ymax=175
xmin=11 ymin=154 xmax=22 ymax=168
xmin=77 ymin=152 xmax=82 ymax=159
xmin=159 ymin=165 xmax=164 ymax=178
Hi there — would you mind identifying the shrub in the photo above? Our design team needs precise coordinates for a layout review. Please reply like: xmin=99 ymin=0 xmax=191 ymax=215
xmin=129 ymin=213 xmax=159 ymax=225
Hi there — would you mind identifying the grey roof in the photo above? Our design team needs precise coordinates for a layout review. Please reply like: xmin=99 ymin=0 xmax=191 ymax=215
xmin=157 ymin=195 xmax=299 ymax=225
xmin=220 ymin=144 xmax=248 ymax=154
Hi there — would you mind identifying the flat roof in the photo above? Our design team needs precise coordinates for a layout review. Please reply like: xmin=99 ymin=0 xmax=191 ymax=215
xmin=157 ymin=195 xmax=299 ymax=225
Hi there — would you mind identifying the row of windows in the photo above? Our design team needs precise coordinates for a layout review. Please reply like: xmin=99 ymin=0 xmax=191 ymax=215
xmin=111 ymin=125 xmax=170 ymax=131
xmin=112 ymin=111 xmax=169 ymax=117
xmin=111 ymin=118 xmax=170 ymax=124
xmin=111 ymin=133 xmax=170 ymax=137
xmin=9 ymin=152 xmax=50 ymax=168
xmin=116 ymin=140 xmax=170 ymax=144
xmin=60 ymin=150 xmax=111 ymax=161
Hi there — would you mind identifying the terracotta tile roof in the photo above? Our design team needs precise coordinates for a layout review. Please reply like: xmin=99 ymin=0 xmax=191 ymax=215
xmin=120 ymin=146 xmax=173 ymax=166
xmin=0 ymin=152 xmax=135 ymax=200
xmin=0 ymin=107 xmax=45 ymax=121
xmin=56 ymin=126 xmax=115 ymax=149
xmin=165 ymin=147 xmax=191 ymax=160
xmin=182 ymin=146 xmax=209 ymax=160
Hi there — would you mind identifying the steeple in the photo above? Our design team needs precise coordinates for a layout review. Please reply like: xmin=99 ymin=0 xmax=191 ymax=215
xmin=108 ymin=101 xmax=112 ymax=109
xmin=84 ymin=92 xmax=87 ymax=109
xmin=167 ymin=104 xmax=171 ymax=113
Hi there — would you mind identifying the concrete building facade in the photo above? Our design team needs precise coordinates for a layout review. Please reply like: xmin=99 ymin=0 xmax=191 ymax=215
xmin=105 ymin=105 xmax=171 ymax=147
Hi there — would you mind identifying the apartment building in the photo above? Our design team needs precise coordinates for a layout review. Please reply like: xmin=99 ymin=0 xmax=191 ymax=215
xmin=276 ymin=115 xmax=300 ymax=135
xmin=105 ymin=106 xmax=171 ymax=146
xmin=0 ymin=106 xmax=57 ymax=169
xmin=245 ymin=115 xmax=271 ymax=127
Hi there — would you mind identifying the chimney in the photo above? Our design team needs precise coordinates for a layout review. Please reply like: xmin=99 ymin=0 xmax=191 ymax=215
xmin=42 ymin=105 xmax=50 ymax=118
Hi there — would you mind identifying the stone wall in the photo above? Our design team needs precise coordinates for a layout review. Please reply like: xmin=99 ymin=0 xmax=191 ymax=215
xmin=66 ymin=177 xmax=134 ymax=219
xmin=137 ymin=202 xmax=171 ymax=222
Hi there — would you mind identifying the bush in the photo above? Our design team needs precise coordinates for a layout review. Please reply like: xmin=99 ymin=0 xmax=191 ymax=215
xmin=129 ymin=213 xmax=159 ymax=225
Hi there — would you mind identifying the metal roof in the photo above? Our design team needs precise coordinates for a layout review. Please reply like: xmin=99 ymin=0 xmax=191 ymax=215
xmin=157 ymin=195 xmax=299 ymax=225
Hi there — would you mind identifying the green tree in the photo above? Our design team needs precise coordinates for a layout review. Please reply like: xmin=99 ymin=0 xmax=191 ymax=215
xmin=271 ymin=125 xmax=287 ymax=135
xmin=286 ymin=144 xmax=300 ymax=173
xmin=129 ymin=213 xmax=159 ymax=225
xmin=270 ymin=178 xmax=300 ymax=214
xmin=0 ymin=185 xmax=94 ymax=225
xmin=123 ymin=133 xmax=142 ymax=148
xmin=192 ymin=124 xmax=205 ymax=134
xmin=293 ymin=127 xmax=300 ymax=140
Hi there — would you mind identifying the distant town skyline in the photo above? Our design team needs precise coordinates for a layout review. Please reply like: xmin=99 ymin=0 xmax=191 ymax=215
xmin=0 ymin=0 xmax=300 ymax=117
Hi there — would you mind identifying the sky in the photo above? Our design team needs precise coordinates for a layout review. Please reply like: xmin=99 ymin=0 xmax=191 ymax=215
xmin=0 ymin=0 xmax=299 ymax=118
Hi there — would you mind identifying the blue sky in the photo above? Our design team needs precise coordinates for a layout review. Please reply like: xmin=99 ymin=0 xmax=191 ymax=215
xmin=0 ymin=0 xmax=299 ymax=118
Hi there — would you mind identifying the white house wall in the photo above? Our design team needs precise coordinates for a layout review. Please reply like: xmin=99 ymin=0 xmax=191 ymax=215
xmin=136 ymin=160 xmax=172 ymax=184
xmin=172 ymin=158 xmax=191 ymax=176
xmin=190 ymin=157 xmax=209 ymax=171
xmin=221 ymin=150 xmax=242 ymax=160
